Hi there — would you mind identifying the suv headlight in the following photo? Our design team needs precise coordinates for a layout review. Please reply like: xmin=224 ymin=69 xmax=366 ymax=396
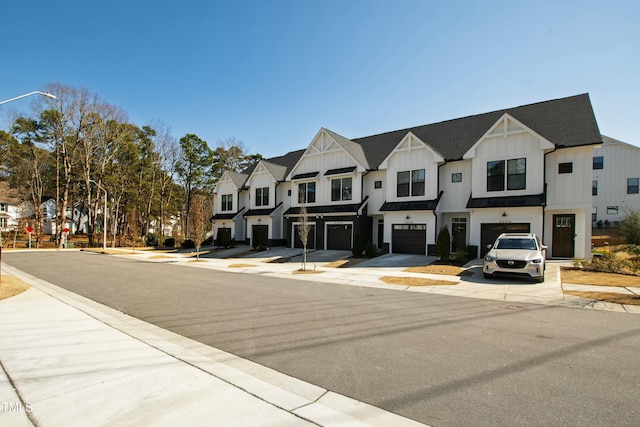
xmin=531 ymin=258 xmax=543 ymax=264
xmin=484 ymin=255 xmax=496 ymax=262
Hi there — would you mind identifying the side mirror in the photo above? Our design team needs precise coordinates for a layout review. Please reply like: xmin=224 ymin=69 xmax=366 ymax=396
xmin=541 ymin=245 xmax=548 ymax=251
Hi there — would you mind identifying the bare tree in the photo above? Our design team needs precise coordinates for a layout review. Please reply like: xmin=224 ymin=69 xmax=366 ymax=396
xmin=297 ymin=203 xmax=311 ymax=271
xmin=188 ymin=193 xmax=206 ymax=260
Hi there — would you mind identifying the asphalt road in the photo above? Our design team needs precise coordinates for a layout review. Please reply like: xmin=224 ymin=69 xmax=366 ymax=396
xmin=4 ymin=251 xmax=640 ymax=426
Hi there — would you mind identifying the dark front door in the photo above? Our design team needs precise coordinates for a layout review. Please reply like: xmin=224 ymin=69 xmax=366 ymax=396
xmin=327 ymin=224 xmax=353 ymax=250
xmin=377 ymin=221 xmax=384 ymax=249
xmin=552 ymin=214 xmax=575 ymax=258
xmin=452 ymin=221 xmax=467 ymax=252
xmin=480 ymin=223 xmax=531 ymax=256
xmin=251 ymin=225 xmax=268 ymax=248
xmin=392 ymin=224 xmax=426 ymax=254
xmin=216 ymin=227 xmax=232 ymax=247
xmin=294 ymin=224 xmax=316 ymax=249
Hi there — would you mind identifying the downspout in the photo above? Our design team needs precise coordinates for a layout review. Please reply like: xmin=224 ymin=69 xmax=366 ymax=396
xmin=542 ymin=146 xmax=559 ymax=248
xmin=435 ymin=161 xmax=447 ymax=245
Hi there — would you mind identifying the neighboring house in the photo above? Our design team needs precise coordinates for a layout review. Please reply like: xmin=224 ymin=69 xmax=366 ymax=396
xmin=37 ymin=198 xmax=89 ymax=235
xmin=211 ymin=170 xmax=249 ymax=245
xmin=213 ymin=94 xmax=602 ymax=259
xmin=591 ymin=135 xmax=640 ymax=224
xmin=0 ymin=181 xmax=21 ymax=232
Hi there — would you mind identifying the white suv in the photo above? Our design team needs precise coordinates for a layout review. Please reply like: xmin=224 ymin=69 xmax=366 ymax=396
xmin=483 ymin=233 xmax=547 ymax=283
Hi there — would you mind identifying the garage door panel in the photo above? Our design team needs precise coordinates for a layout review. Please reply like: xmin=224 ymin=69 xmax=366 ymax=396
xmin=294 ymin=225 xmax=315 ymax=249
xmin=392 ymin=224 xmax=426 ymax=255
xmin=327 ymin=224 xmax=352 ymax=250
xmin=480 ymin=223 xmax=530 ymax=256
xmin=252 ymin=225 xmax=268 ymax=248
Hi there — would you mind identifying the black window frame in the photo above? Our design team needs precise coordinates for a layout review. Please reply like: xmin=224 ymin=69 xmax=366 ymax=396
xmin=593 ymin=156 xmax=604 ymax=170
xmin=628 ymin=177 xmax=639 ymax=194
xmin=255 ymin=187 xmax=269 ymax=206
xmin=374 ymin=180 xmax=382 ymax=189
xmin=487 ymin=160 xmax=505 ymax=192
xmin=558 ymin=162 xmax=573 ymax=174
xmin=331 ymin=177 xmax=352 ymax=201
xmin=451 ymin=173 xmax=462 ymax=183
xmin=488 ymin=158 xmax=526 ymax=192
xmin=221 ymin=194 xmax=233 ymax=211
xmin=592 ymin=180 xmax=598 ymax=196
xmin=397 ymin=169 xmax=425 ymax=197
xmin=298 ymin=181 xmax=316 ymax=204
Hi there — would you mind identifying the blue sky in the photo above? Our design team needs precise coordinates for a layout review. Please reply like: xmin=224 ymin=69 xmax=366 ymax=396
xmin=1 ymin=0 xmax=639 ymax=157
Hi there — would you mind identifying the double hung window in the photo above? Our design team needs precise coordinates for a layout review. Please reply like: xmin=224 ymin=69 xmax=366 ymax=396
xmin=487 ymin=158 xmax=526 ymax=192
xmin=255 ymin=187 xmax=269 ymax=206
xmin=397 ymin=169 xmax=425 ymax=197
xmin=221 ymin=194 xmax=233 ymax=211
xmin=331 ymin=177 xmax=352 ymax=201
xmin=298 ymin=182 xmax=316 ymax=203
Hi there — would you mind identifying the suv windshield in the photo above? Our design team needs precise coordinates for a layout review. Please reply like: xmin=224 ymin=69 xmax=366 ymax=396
xmin=495 ymin=238 xmax=537 ymax=250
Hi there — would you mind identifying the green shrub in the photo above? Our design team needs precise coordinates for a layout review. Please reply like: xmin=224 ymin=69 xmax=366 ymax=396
xmin=164 ymin=237 xmax=175 ymax=248
xmin=146 ymin=233 xmax=159 ymax=247
xmin=620 ymin=210 xmax=640 ymax=245
xmin=436 ymin=225 xmax=451 ymax=260
xmin=455 ymin=249 xmax=469 ymax=262
xmin=364 ymin=241 xmax=377 ymax=258
xmin=181 ymin=239 xmax=195 ymax=249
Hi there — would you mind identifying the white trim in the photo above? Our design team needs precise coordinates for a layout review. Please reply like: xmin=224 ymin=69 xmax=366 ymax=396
xmin=379 ymin=132 xmax=445 ymax=169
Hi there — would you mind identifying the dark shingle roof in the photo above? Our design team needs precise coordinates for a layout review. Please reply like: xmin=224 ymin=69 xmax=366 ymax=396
xmin=355 ymin=94 xmax=602 ymax=166
xmin=231 ymin=94 xmax=601 ymax=180
xmin=466 ymin=193 xmax=546 ymax=208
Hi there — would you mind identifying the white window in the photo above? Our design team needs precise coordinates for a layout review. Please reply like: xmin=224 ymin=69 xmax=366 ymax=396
xmin=221 ymin=194 xmax=233 ymax=211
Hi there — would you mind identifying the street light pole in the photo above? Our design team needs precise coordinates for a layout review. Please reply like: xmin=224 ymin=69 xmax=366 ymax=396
xmin=0 ymin=90 xmax=57 ymax=282
xmin=0 ymin=91 xmax=57 ymax=105
xmin=89 ymin=180 xmax=107 ymax=252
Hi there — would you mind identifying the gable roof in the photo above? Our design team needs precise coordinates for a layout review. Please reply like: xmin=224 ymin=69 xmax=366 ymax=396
xmin=226 ymin=171 xmax=249 ymax=189
xmin=242 ymin=149 xmax=305 ymax=182
xmin=355 ymin=93 xmax=602 ymax=166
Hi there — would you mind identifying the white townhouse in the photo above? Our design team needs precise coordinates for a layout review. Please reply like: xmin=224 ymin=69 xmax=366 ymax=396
xmin=211 ymin=171 xmax=249 ymax=245
xmin=283 ymin=128 xmax=372 ymax=250
xmin=242 ymin=150 xmax=303 ymax=247
xmin=214 ymin=94 xmax=602 ymax=259
xmin=210 ymin=151 xmax=303 ymax=247
xmin=591 ymin=135 xmax=640 ymax=224
xmin=0 ymin=181 xmax=21 ymax=232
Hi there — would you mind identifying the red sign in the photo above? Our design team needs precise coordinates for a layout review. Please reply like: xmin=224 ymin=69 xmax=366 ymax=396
xmin=63 ymin=227 xmax=70 ymax=233
xmin=26 ymin=226 xmax=34 ymax=233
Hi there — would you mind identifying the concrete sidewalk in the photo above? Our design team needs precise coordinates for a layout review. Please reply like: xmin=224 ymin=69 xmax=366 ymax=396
xmin=0 ymin=264 xmax=426 ymax=427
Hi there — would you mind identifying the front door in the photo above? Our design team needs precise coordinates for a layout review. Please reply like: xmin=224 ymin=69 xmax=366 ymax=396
xmin=552 ymin=214 xmax=575 ymax=258
xmin=251 ymin=225 xmax=268 ymax=248
xmin=451 ymin=219 xmax=467 ymax=252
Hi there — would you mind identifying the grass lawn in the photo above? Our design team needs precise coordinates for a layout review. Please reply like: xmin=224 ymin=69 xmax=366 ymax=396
xmin=564 ymin=290 xmax=640 ymax=306
xmin=380 ymin=276 xmax=457 ymax=286
xmin=561 ymin=268 xmax=640 ymax=287
xmin=228 ymin=263 xmax=257 ymax=268
xmin=324 ymin=258 xmax=367 ymax=268
xmin=404 ymin=264 xmax=474 ymax=277
xmin=0 ymin=276 xmax=30 ymax=301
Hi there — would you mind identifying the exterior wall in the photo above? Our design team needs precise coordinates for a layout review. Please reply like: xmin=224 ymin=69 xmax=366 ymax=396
xmin=469 ymin=127 xmax=547 ymax=198
xmin=468 ymin=206 xmax=544 ymax=248
xmin=215 ymin=178 xmax=240 ymax=213
xmin=363 ymin=170 xmax=386 ymax=214
xmin=246 ymin=167 xmax=277 ymax=210
xmin=545 ymin=146 xmax=593 ymax=210
xmin=438 ymin=160 xmax=472 ymax=213
xmin=383 ymin=211 xmax=437 ymax=254
xmin=545 ymin=145 xmax=594 ymax=258
xmin=544 ymin=208 xmax=589 ymax=259
xmin=383 ymin=138 xmax=441 ymax=203
xmin=289 ymin=131 xmax=364 ymax=209
xmin=592 ymin=140 xmax=640 ymax=223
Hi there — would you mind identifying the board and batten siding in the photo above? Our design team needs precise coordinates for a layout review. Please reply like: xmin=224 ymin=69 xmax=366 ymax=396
xmin=468 ymin=125 xmax=547 ymax=199
xmin=363 ymin=170 xmax=386 ymax=214
xmin=438 ymin=160 xmax=472 ymax=213
xmin=545 ymin=146 xmax=594 ymax=210
xmin=382 ymin=134 xmax=442 ymax=203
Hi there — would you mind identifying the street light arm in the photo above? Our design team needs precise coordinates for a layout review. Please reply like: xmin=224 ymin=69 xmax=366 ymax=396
xmin=0 ymin=91 xmax=57 ymax=105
